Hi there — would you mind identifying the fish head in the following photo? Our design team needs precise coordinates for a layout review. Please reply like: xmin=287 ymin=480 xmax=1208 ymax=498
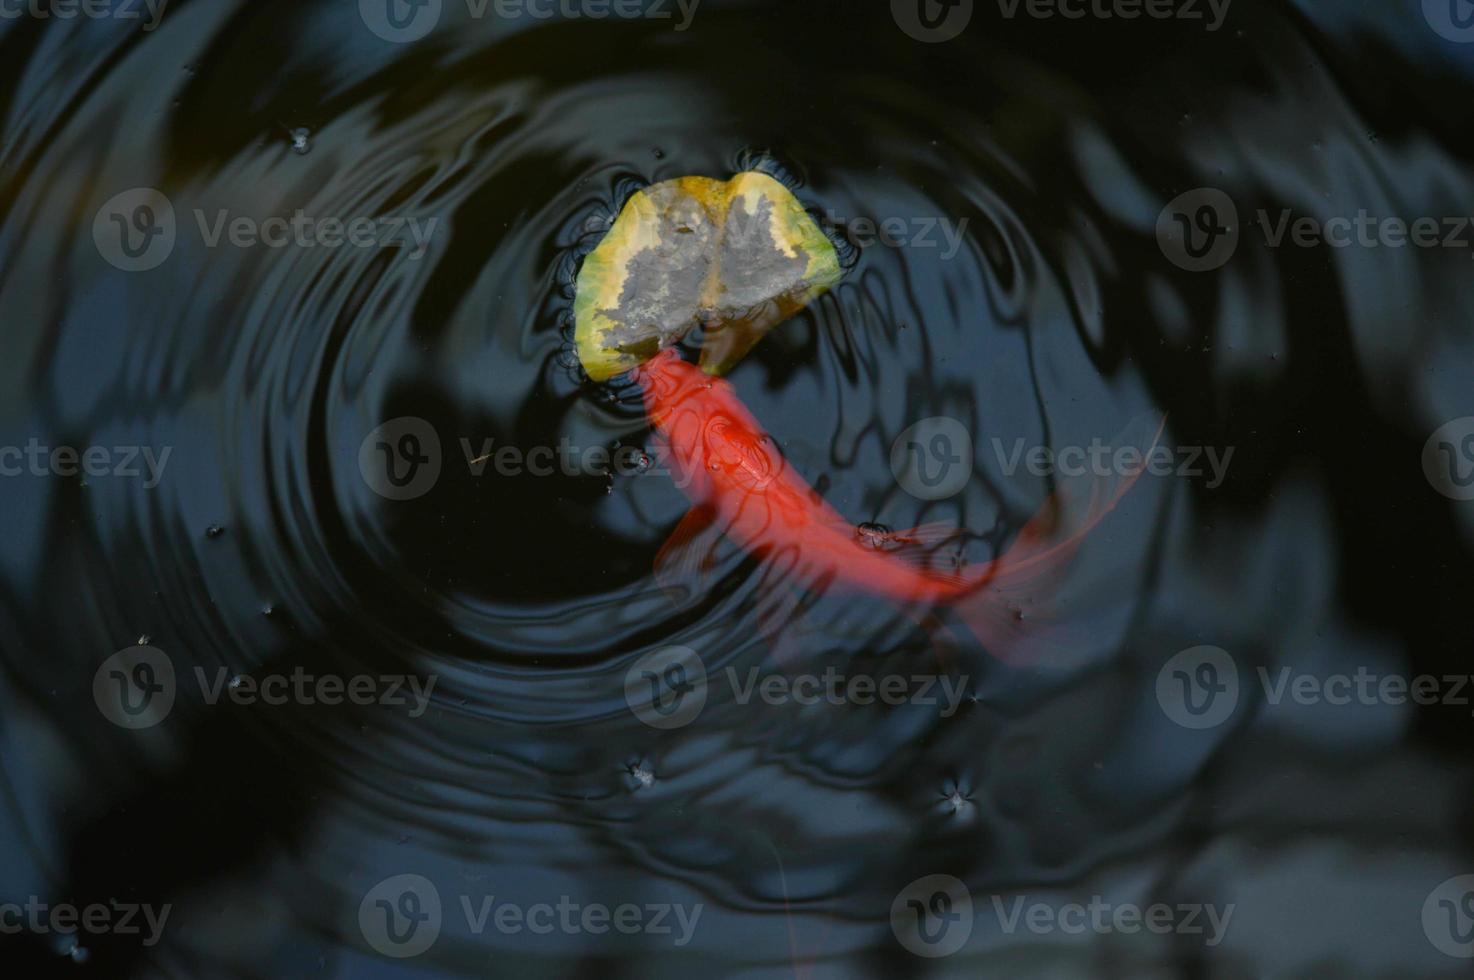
xmin=636 ymin=350 xmax=778 ymax=491
xmin=635 ymin=350 xmax=719 ymax=480
xmin=699 ymin=411 xmax=779 ymax=491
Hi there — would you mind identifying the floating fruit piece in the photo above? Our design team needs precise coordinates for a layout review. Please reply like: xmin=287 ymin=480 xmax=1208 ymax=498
xmin=574 ymin=172 xmax=841 ymax=381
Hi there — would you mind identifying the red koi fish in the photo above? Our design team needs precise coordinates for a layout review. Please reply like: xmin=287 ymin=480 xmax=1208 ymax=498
xmin=633 ymin=348 xmax=1154 ymax=662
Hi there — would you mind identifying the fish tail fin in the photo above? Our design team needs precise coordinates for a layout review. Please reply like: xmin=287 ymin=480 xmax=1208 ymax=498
xmin=951 ymin=412 xmax=1165 ymax=665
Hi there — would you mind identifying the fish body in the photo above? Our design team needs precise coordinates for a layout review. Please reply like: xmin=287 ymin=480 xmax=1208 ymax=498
xmin=634 ymin=349 xmax=1153 ymax=658
xmin=636 ymin=349 xmax=961 ymax=601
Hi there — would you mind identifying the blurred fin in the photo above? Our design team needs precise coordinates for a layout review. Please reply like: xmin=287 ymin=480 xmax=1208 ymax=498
xmin=653 ymin=505 xmax=724 ymax=607
xmin=954 ymin=412 xmax=1166 ymax=665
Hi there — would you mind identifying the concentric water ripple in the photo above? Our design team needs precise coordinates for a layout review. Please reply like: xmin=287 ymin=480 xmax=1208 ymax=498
xmin=2 ymin=1 xmax=1474 ymax=977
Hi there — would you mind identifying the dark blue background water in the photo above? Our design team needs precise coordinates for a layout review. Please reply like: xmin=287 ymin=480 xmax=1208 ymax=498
xmin=3 ymin=0 xmax=1474 ymax=976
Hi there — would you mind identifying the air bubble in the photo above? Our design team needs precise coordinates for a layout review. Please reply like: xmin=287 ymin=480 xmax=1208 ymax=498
xmin=627 ymin=760 xmax=655 ymax=789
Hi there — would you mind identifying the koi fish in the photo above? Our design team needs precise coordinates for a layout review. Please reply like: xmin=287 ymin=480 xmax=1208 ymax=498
xmin=634 ymin=348 xmax=1156 ymax=662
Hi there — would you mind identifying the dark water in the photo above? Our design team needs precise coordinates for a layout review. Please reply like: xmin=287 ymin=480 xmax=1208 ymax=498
xmin=3 ymin=0 xmax=1474 ymax=976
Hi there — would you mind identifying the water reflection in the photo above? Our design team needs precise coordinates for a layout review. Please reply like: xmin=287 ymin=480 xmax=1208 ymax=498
xmin=1 ymin=0 xmax=1472 ymax=976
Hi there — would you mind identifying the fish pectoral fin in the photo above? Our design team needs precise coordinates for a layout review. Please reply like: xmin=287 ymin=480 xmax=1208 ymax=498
xmin=653 ymin=505 xmax=727 ymax=607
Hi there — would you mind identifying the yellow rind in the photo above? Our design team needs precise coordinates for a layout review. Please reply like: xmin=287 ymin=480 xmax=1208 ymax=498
xmin=574 ymin=172 xmax=841 ymax=382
